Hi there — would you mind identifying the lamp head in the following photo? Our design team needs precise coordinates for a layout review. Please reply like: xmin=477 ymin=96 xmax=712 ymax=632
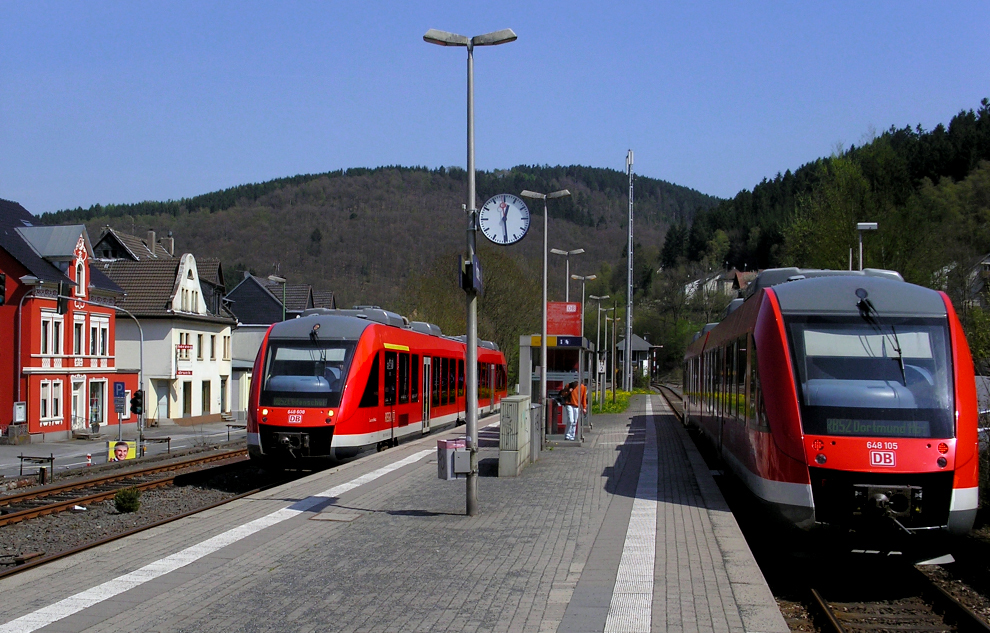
xmin=548 ymin=189 xmax=571 ymax=199
xmin=550 ymin=248 xmax=568 ymax=256
xmin=520 ymin=190 xmax=545 ymax=200
xmin=423 ymin=29 xmax=470 ymax=46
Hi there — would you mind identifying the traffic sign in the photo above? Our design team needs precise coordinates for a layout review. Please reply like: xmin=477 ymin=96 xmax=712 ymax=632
xmin=113 ymin=382 xmax=125 ymax=399
xmin=114 ymin=398 xmax=126 ymax=414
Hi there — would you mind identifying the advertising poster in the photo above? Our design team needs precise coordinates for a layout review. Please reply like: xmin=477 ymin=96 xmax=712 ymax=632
xmin=106 ymin=441 xmax=137 ymax=462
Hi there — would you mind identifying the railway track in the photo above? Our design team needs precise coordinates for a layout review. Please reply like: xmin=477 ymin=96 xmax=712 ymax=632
xmin=811 ymin=566 xmax=990 ymax=633
xmin=0 ymin=449 xmax=248 ymax=527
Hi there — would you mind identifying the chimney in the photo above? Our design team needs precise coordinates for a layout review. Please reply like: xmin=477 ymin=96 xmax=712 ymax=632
xmin=147 ymin=229 xmax=157 ymax=258
xmin=161 ymin=230 xmax=175 ymax=257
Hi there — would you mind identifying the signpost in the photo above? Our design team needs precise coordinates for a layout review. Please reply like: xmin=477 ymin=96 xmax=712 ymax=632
xmin=113 ymin=381 xmax=125 ymax=442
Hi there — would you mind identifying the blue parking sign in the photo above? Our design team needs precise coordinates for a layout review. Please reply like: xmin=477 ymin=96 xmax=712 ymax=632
xmin=114 ymin=382 xmax=126 ymax=399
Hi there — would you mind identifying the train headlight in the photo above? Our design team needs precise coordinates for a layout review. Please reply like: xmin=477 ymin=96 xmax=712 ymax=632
xmin=937 ymin=457 xmax=947 ymax=468
xmin=937 ymin=442 xmax=949 ymax=454
xmin=262 ymin=408 xmax=269 ymax=416
xmin=815 ymin=453 xmax=827 ymax=464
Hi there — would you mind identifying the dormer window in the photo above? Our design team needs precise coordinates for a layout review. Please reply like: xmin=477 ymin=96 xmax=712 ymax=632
xmin=74 ymin=262 xmax=85 ymax=297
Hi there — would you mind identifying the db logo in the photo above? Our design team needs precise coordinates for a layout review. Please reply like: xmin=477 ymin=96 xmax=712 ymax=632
xmin=870 ymin=450 xmax=896 ymax=467
xmin=566 ymin=305 xmax=577 ymax=312
xmin=287 ymin=414 xmax=302 ymax=424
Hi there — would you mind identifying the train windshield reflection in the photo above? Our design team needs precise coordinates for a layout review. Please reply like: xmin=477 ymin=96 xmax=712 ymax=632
xmin=261 ymin=341 xmax=356 ymax=408
xmin=787 ymin=317 xmax=954 ymax=438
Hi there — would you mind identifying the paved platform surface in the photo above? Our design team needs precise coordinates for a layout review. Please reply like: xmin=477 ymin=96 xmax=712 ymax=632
xmin=0 ymin=394 xmax=788 ymax=633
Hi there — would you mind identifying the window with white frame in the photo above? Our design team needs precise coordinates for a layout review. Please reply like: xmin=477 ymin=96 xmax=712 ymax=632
xmin=40 ymin=312 xmax=63 ymax=355
xmin=90 ymin=317 xmax=109 ymax=356
xmin=73 ymin=317 xmax=85 ymax=355
xmin=197 ymin=334 xmax=204 ymax=360
xmin=40 ymin=381 xmax=50 ymax=418
xmin=74 ymin=262 xmax=85 ymax=297
xmin=100 ymin=322 xmax=108 ymax=356
xmin=90 ymin=324 xmax=98 ymax=355
xmin=223 ymin=335 xmax=231 ymax=361
xmin=52 ymin=380 xmax=62 ymax=418
xmin=210 ymin=334 xmax=216 ymax=360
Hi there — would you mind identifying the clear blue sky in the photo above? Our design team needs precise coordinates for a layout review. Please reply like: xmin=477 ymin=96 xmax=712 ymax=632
xmin=2 ymin=1 xmax=988 ymax=214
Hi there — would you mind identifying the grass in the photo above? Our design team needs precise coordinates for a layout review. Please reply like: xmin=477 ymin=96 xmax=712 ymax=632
xmin=592 ymin=388 xmax=653 ymax=414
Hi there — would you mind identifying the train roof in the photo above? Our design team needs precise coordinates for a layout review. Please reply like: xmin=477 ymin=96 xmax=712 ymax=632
xmin=269 ymin=307 xmax=501 ymax=350
xmin=743 ymin=267 xmax=904 ymax=299
xmin=770 ymin=273 xmax=946 ymax=317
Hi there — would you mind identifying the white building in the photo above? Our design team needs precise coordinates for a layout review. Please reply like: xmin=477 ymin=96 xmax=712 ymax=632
xmin=94 ymin=230 xmax=236 ymax=423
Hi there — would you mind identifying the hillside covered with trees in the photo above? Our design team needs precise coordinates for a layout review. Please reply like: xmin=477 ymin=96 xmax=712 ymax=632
xmin=650 ymin=98 xmax=990 ymax=372
xmin=41 ymin=165 xmax=718 ymax=384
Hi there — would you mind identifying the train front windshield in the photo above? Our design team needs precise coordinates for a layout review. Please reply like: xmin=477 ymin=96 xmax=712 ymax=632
xmin=261 ymin=341 xmax=356 ymax=408
xmin=787 ymin=317 xmax=954 ymax=438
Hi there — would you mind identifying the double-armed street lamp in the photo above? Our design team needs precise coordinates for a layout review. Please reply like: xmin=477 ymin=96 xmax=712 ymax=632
xmin=572 ymin=274 xmax=596 ymax=435
xmin=425 ymin=26 xmax=517 ymax=517
xmin=551 ymin=248 xmax=585 ymax=301
xmin=521 ymin=189 xmax=571 ymax=441
xmin=589 ymin=294 xmax=609 ymax=403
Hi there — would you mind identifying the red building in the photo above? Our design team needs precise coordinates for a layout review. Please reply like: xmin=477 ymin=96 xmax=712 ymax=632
xmin=0 ymin=199 xmax=138 ymax=441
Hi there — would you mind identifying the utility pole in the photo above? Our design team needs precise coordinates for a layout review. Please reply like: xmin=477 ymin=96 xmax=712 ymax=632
xmin=624 ymin=150 xmax=634 ymax=391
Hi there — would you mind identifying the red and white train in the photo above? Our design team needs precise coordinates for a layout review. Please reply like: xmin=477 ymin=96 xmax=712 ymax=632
xmin=247 ymin=307 xmax=507 ymax=462
xmin=683 ymin=268 xmax=979 ymax=534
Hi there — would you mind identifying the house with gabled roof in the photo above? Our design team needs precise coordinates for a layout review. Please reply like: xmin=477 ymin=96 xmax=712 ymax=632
xmin=0 ymin=199 xmax=139 ymax=441
xmin=93 ymin=226 xmax=174 ymax=261
xmin=98 ymin=252 xmax=235 ymax=425
xmin=223 ymin=273 xmax=336 ymax=421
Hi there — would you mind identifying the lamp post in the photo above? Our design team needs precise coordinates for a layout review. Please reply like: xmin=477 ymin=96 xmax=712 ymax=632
xmin=624 ymin=150 xmax=634 ymax=391
xmin=856 ymin=222 xmax=878 ymax=271
xmin=550 ymin=248 xmax=585 ymax=301
xmin=425 ymin=27 xmax=516 ymax=517
xmin=16 ymin=275 xmax=43 ymax=405
xmin=521 ymin=189 xmax=571 ymax=445
xmin=268 ymin=275 xmax=287 ymax=322
xmin=589 ymin=294 xmax=609 ymax=404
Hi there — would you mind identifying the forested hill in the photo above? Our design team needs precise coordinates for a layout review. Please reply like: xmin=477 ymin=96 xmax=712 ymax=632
xmin=661 ymin=98 xmax=990 ymax=285
xmin=40 ymin=165 xmax=719 ymax=309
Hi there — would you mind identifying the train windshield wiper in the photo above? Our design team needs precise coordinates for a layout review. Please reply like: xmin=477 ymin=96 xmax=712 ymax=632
xmin=858 ymin=295 xmax=906 ymax=384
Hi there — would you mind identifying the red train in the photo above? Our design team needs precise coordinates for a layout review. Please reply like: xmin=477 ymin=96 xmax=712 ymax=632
xmin=247 ymin=307 xmax=507 ymax=462
xmin=683 ymin=268 xmax=979 ymax=534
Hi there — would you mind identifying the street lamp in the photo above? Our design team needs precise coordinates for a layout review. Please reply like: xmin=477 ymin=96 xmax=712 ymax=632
xmin=856 ymin=222 xmax=878 ymax=271
xmin=426 ymin=26 xmax=516 ymax=517
xmin=16 ymin=275 xmax=43 ymax=405
xmin=521 ymin=189 xmax=571 ymax=444
xmin=589 ymin=294 xmax=609 ymax=404
xmin=268 ymin=275 xmax=287 ymax=322
xmin=550 ymin=248 xmax=585 ymax=302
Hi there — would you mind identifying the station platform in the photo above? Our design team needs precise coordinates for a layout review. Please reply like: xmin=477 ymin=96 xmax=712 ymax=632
xmin=0 ymin=395 xmax=788 ymax=633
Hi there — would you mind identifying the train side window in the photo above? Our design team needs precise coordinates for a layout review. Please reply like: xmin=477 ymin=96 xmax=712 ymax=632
xmin=398 ymin=352 xmax=409 ymax=404
xmin=440 ymin=357 xmax=449 ymax=406
xmin=384 ymin=351 xmax=397 ymax=406
xmin=457 ymin=360 xmax=464 ymax=399
xmin=432 ymin=357 xmax=440 ymax=407
xmin=497 ymin=364 xmax=506 ymax=392
xmin=411 ymin=354 xmax=419 ymax=403
xmin=359 ymin=353 xmax=380 ymax=408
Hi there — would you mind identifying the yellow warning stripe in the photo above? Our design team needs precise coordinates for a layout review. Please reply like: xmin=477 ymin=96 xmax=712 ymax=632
xmin=384 ymin=343 xmax=410 ymax=351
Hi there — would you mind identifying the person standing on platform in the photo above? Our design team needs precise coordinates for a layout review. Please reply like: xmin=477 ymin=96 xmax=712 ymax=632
xmin=564 ymin=380 xmax=586 ymax=441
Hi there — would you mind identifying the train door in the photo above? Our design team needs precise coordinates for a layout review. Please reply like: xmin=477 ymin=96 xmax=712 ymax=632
xmin=422 ymin=356 xmax=432 ymax=433
xmin=384 ymin=351 xmax=397 ymax=443
xmin=488 ymin=364 xmax=496 ymax=414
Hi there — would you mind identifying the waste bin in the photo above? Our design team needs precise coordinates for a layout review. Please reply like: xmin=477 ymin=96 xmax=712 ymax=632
xmin=437 ymin=438 xmax=466 ymax=481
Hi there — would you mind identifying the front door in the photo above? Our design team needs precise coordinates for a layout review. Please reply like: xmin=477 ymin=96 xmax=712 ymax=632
xmin=182 ymin=381 xmax=192 ymax=417
xmin=89 ymin=381 xmax=104 ymax=428
xmin=422 ymin=356 xmax=431 ymax=433
xmin=220 ymin=377 xmax=228 ymax=413
xmin=155 ymin=380 xmax=169 ymax=422
xmin=384 ymin=351 xmax=397 ymax=441
xmin=71 ymin=381 xmax=85 ymax=430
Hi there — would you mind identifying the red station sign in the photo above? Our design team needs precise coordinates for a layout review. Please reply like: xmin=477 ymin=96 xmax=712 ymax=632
xmin=547 ymin=302 xmax=582 ymax=336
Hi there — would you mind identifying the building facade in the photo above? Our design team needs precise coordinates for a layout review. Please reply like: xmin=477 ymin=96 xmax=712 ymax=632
xmin=0 ymin=199 xmax=138 ymax=440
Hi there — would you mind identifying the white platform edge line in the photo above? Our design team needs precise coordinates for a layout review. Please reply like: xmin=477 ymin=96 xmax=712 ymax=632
xmin=0 ymin=448 xmax=435 ymax=633
xmin=604 ymin=396 xmax=659 ymax=633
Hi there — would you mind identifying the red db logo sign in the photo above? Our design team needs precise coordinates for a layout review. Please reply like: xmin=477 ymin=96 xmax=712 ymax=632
xmin=870 ymin=451 xmax=896 ymax=467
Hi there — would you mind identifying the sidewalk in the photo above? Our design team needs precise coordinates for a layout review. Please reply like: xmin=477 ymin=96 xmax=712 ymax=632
xmin=0 ymin=395 xmax=787 ymax=632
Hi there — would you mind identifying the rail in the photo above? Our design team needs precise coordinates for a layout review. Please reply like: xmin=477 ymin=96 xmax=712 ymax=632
xmin=0 ymin=449 xmax=247 ymax=527
xmin=810 ymin=567 xmax=990 ymax=633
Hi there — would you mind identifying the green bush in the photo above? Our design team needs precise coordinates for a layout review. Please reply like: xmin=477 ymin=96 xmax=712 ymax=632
xmin=114 ymin=488 xmax=141 ymax=513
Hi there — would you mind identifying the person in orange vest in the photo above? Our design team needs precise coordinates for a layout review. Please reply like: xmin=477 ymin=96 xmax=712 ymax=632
xmin=564 ymin=380 xmax=587 ymax=441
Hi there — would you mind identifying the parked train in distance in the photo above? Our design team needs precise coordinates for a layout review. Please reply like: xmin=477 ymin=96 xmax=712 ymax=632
xmin=247 ymin=307 xmax=507 ymax=463
xmin=683 ymin=268 xmax=979 ymax=534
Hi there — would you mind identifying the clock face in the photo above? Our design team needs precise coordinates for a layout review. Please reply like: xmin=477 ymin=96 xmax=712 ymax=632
xmin=479 ymin=194 xmax=531 ymax=245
